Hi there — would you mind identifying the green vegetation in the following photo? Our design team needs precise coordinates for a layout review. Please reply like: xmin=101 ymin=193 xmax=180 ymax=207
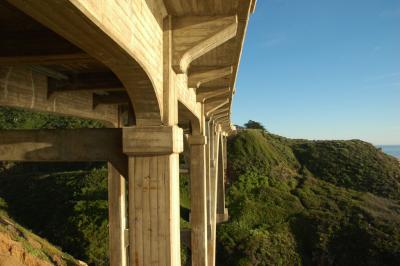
xmin=0 ymin=106 xmax=104 ymax=130
xmin=1 ymin=109 xmax=400 ymax=265
xmin=0 ymin=107 xmax=191 ymax=265
xmin=243 ymin=120 xmax=266 ymax=131
xmin=0 ymin=165 xmax=109 ymax=265
xmin=291 ymin=139 xmax=400 ymax=200
xmin=217 ymin=129 xmax=400 ymax=265
xmin=0 ymin=107 xmax=108 ymax=265
xmin=180 ymin=173 xmax=191 ymax=265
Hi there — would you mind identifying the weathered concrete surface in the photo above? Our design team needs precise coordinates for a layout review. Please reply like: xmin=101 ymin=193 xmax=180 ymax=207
xmin=0 ymin=0 xmax=257 ymax=265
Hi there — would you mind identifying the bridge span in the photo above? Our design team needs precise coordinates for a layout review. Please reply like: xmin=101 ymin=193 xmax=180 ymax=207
xmin=0 ymin=1 xmax=256 ymax=265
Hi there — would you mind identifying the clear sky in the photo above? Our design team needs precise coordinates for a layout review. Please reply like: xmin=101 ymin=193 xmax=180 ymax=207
xmin=233 ymin=0 xmax=400 ymax=145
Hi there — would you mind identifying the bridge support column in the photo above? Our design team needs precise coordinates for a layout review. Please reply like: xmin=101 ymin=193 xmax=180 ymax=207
xmin=217 ymin=135 xmax=229 ymax=223
xmin=123 ymin=126 xmax=183 ymax=266
xmin=189 ymin=135 xmax=208 ymax=266
xmin=208 ymin=125 xmax=220 ymax=266
xmin=108 ymin=162 xmax=127 ymax=266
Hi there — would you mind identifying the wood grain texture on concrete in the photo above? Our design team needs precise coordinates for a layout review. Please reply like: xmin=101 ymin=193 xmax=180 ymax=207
xmin=0 ymin=0 xmax=257 ymax=265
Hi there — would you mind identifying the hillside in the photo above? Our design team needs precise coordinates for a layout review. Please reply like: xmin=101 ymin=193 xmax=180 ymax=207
xmin=0 ymin=107 xmax=191 ymax=265
xmin=0 ymin=107 xmax=108 ymax=265
xmin=1 ymin=107 xmax=400 ymax=265
xmin=0 ymin=199 xmax=82 ymax=266
xmin=217 ymin=129 xmax=400 ymax=265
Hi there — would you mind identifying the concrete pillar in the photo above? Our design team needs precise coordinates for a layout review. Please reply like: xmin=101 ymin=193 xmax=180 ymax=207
xmin=123 ymin=126 xmax=183 ymax=266
xmin=189 ymin=135 xmax=208 ymax=266
xmin=223 ymin=136 xmax=227 ymax=174
xmin=208 ymin=124 xmax=220 ymax=266
xmin=205 ymin=120 xmax=212 ymax=240
xmin=217 ymin=135 xmax=225 ymax=214
xmin=216 ymin=135 xmax=228 ymax=223
xmin=108 ymin=162 xmax=127 ymax=266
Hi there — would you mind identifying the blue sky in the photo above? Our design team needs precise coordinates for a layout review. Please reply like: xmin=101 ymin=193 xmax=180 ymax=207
xmin=233 ymin=0 xmax=400 ymax=145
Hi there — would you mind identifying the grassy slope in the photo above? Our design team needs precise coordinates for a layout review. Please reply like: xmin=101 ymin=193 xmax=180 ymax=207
xmin=0 ymin=188 xmax=80 ymax=266
xmin=0 ymin=164 xmax=109 ymax=265
xmin=291 ymin=139 xmax=400 ymax=200
xmin=217 ymin=130 xmax=400 ymax=266
xmin=0 ymin=219 xmax=80 ymax=266
xmin=0 ymin=107 xmax=109 ymax=265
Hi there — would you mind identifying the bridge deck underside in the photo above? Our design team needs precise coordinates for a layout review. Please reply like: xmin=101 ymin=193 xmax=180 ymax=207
xmin=0 ymin=0 xmax=255 ymax=265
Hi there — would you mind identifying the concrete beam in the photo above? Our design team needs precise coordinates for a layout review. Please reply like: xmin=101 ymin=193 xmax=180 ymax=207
xmin=48 ymin=72 xmax=124 ymax=97
xmin=0 ymin=66 xmax=118 ymax=126
xmin=188 ymin=67 xmax=233 ymax=88
xmin=204 ymin=95 xmax=230 ymax=105
xmin=0 ymin=29 xmax=96 ymax=65
xmin=172 ymin=16 xmax=238 ymax=73
xmin=197 ymin=87 xmax=230 ymax=102
xmin=212 ymin=113 xmax=229 ymax=122
xmin=123 ymin=126 xmax=183 ymax=156
xmin=93 ymin=92 xmax=130 ymax=108
xmin=210 ymin=107 xmax=230 ymax=117
xmin=0 ymin=53 xmax=95 ymax=66
xmin=0 ymin=128 xmax=127 ymax=176
xmin=205 ymin=100 xmax=229 ymax=117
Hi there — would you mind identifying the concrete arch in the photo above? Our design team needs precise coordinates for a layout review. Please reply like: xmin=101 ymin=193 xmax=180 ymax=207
xmin=8 ymin=0 xmax=162 ymax=126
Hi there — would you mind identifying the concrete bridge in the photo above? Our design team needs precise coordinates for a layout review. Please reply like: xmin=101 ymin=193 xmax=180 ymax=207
xmin=0 ymin=0 xmax=255 ymax=265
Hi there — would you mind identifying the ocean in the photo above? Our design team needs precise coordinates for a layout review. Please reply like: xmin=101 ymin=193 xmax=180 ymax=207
xmin=379 ymin=145 xmax=400 ymax=159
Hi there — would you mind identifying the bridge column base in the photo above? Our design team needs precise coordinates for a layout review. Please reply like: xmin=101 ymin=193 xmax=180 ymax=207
xmin=123 ymin=126 xmax=183 ymax=266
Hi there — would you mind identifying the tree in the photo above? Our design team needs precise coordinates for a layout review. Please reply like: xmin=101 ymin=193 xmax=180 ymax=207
xmin=244 ymin=120 xmax=266 ymax=131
